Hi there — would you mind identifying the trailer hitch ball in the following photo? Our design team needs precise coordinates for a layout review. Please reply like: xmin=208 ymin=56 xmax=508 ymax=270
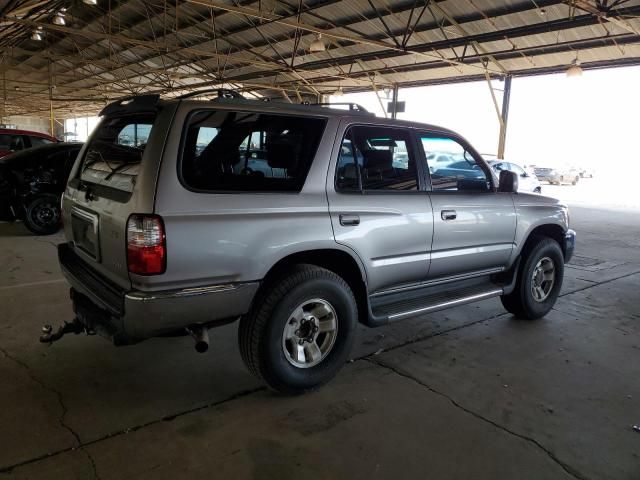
xmin=39 ymin=319 xmax=85 ymax=344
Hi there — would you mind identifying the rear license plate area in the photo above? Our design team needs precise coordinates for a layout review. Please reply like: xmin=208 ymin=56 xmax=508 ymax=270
xmin=71 ymin=207 xmax=100 ymax=261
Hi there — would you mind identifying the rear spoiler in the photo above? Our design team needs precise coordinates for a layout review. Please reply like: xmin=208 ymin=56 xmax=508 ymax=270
xmin=99 ymin=94 xmax=161 ymax=117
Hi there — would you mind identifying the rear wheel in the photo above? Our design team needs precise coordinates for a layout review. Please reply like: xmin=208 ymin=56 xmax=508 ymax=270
xmin=23 ymin=194 xmax=61 ymax=235
xmin=238 ymin=265 xmax=357 ymax=394
xmin=501 ymin=236 xmax=564 ymax=319
xmin=572 ymin=177 xmax=579 ymax=186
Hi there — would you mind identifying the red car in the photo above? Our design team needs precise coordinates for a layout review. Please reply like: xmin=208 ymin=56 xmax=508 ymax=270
xmin=0 ymin=128 xmax=58 ymax=158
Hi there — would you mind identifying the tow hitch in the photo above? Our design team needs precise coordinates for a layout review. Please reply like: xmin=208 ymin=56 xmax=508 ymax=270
xmin=39 ymin=318 xmax=94 ymax=344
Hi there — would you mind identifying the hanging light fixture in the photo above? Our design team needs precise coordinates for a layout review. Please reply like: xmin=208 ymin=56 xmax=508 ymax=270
xmin=31 ymin=28 xmax=43 ymax=41
xmin=309 ymin=34 xmax=326 ymax=53
xmin=83 ymin=0 xmax=98 ymax=4
xmin=334 ymin=85 xmax=344 ymax=96
xmin=566 ymin=58 xmax=583 ymax=78
xmin=53 ymin=12 xmax=66 ymax=25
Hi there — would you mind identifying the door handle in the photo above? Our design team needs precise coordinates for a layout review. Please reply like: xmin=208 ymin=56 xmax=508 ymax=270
xmin=339 ymin=214 xmax=360 ymax=226
xmin=441 ymin=210 xmax=457 ymax=221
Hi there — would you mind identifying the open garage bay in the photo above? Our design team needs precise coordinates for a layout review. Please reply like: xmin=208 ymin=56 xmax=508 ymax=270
xmin=1 ymin=203 xmax=638 ymax=480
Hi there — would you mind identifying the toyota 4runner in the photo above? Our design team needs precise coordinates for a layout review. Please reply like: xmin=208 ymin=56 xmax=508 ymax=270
xmin=52 ymin=91 xmax=575 ymax=394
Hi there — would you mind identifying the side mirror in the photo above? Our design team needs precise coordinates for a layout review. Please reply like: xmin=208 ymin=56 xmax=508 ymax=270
xmin=521 ymin=172 xmax=529 ymax=178
xmin=498 ymin=170 xmax=519 ymax=193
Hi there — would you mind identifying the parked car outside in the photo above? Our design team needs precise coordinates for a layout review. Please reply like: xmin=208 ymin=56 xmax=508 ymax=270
xmin=52 ymin=93 xmax=575 ymax=394
xmin=578 ymin=166 xmax=595 ymax=178
xmin=533 ymin=164 xmax=580 ymax=185
xmin=489 ymin=160 xmax=542 ymax=193
xmin=0 ymin=142 xmax=81 ymax=234
xmin=0 ymin=128 xmax=58 ymax=158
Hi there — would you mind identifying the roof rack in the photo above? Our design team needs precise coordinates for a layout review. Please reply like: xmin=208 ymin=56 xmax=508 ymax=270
xmin=177 ymin=88 xmax=245 ymax=100
xmin=303 ymin=102 xmax=370 ymax=113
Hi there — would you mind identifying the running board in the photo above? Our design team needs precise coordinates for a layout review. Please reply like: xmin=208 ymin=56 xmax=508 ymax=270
xmin=372 ymin=285 xmax=504 ymax=322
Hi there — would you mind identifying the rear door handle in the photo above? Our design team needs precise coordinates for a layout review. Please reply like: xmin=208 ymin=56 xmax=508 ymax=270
xmin=339 ymin=214 xmax=360 ymax=226
xmin=441 ymin=210 xmax=457 ymax=221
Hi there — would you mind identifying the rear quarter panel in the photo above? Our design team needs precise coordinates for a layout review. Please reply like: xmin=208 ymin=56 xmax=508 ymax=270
xmin=149 ymin=105 xmax=347 ymax=291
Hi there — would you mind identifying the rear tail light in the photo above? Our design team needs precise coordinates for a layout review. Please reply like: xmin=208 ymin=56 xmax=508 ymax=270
xmin=126 ymin=214 xmax=166 ymax=275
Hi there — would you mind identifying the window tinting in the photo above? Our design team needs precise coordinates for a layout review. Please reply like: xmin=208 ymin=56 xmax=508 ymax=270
xmin=79 ymin=113 xmax=155 ymax=193
xmin=0 ymin=134 xmax=25 ymax=152
xmin=29 ymin=136 xmax=54 ymax=147
xmin=181 ymin=110 xmax=326 ymax=192
xmin=336 ymin=126 xmax=418 ymax=192
xmin=420 ymin=135 xmax=489 ymax=192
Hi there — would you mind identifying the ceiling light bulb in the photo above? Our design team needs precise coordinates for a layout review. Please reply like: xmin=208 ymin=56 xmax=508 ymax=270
xmin=566 ymin=60 xmax=583 ymax=78
xmin=31 ymin=29 xmax=43 ymax=41
xmin=53 ymin=13 xmax=65 ymax=26
xmin=83 ymin=0 xmax=98 ymax=4
xmin=334 ymin=86 xmax=344 ymax=97
xmin=309 ymin=34 xmax=326 ymax=53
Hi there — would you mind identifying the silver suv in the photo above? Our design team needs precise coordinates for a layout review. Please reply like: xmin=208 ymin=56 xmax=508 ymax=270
xmin=52 ymin=92 xmax=575 ymax=394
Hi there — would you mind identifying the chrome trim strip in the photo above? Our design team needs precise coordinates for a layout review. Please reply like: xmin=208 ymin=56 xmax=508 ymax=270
xmin=430 ymin=243 xmax=513 ymax=260
xmin=371 ymin=253 xmax=430 ymax=268
xmin=371 ymin=267 xmax=503 ymax=298
xmin=387 ymin=288 xmax=503 ymax=321
xmin=125 ymin=283 xmax=248 ymax=302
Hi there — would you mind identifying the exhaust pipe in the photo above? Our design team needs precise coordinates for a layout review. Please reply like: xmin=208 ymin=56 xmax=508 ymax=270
xmin=187 ymin=326 xmax=209 ymax=353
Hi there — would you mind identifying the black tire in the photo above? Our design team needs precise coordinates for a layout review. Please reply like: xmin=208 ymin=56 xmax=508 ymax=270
xmin=501 ymin=236 xmax=564 ymax=320
xmin=238 ymin=264 xmax=357 ymax=394
xmin=23 ymin=194 xmax=61 ymax=235
xmin=572 ymin=177 xmax=579 ymax=186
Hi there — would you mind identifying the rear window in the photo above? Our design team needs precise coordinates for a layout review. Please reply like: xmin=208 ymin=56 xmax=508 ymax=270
xmin=79 ymin=113 xmax=155 ymax=192
xmin=180 ymin=110 xmax=326 ymax=192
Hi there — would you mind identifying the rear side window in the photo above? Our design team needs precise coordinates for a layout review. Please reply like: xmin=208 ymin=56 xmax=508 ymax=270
xmin=180 ymin=110 xmax=326 ymax=192
xmin=79 ymin=113 xmax=155 ymax=192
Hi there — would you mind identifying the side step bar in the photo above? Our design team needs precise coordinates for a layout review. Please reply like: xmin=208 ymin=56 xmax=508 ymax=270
xmin=385 ymin=288 xmax=503 ymax=322
xmin=369 ymin=278 xmax=505 ymax=325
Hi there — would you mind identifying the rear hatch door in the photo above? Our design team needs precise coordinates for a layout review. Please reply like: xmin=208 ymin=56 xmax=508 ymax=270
xmin=63 ymin=96 xmax=172 ymax=290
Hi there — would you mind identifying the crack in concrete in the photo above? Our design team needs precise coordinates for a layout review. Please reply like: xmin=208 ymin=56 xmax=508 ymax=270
xmin=365 ymin=357 xmax=590 ymax=480
xmin=0 ymin=346 xmax=101 ymax=479
xmin=2 ymin=267 xmax=637 ymax=475
xmin=0 ymin=381 xmax=265 ymax=475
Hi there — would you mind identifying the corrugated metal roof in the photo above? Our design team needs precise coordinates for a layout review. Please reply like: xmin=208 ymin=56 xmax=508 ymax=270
xmin=0 ymin=0 xmax=638 ymax=116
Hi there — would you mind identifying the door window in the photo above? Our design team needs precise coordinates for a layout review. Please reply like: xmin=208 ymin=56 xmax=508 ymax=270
xmin=29 ymin=136 xmax=54 ymax=147
xmin=335 ymin=125 xmax=418 ymax=192
xmin=0 ymin=134 xmax=25 ymax=152
xmin=420 ymin=134 xmax=489 ymax=192
xmin=508 ymin=163 xmax=526 ymax=176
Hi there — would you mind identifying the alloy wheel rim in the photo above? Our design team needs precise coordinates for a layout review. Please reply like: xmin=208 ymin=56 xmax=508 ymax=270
xmin=281 ymin=298 xmax=338 ymax=369
xmin=531 ymin=256 xmax=555 ymax=302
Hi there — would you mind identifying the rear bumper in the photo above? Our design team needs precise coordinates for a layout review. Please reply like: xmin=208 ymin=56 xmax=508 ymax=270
xmin=58 ymin=243 xmax=259 ymax=343
xmin=564 ymin=229 xmax=576 ymax=264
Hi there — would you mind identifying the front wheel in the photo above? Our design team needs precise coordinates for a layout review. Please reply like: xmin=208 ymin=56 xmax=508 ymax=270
xmin=238 ymin=265 xmax=357 ymax=394
xmin=23 ymin=194 xmax=61 ymax=235
xmin=501 ymin=237 xmax=564 ymax=319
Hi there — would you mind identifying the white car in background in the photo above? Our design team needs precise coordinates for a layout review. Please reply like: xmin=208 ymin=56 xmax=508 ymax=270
xmin=488 ymin=160 xmax=542 ymax=194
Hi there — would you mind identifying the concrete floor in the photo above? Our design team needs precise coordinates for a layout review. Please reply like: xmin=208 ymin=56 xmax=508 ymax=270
xmin=0 ymin=204 xmax=639 ymax=480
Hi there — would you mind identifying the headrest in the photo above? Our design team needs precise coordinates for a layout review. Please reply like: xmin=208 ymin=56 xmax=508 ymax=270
xmin=362 ymin=149 xmax=393 ymax=171
xmin=266 ymin=137 xmax=299 ymax=170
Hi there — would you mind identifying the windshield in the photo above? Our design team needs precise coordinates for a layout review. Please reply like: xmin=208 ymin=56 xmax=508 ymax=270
xmin=79 ymin=113 xmax=156 ymax=192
